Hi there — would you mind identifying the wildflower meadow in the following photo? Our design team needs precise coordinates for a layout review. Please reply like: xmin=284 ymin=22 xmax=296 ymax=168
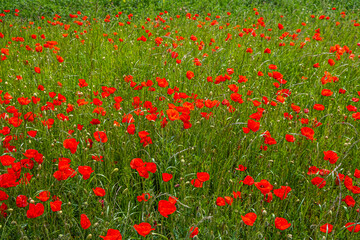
xmin=0 ymin=0 xmax=360 ymax=239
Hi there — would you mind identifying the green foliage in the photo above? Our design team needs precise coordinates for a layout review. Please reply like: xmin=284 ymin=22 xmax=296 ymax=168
xmin=0 ymin=0 xmax=359 ymax=19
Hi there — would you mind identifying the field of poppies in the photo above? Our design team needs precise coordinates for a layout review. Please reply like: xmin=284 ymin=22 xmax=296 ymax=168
xmin=0 ymin=1 xmax=360 ymax=239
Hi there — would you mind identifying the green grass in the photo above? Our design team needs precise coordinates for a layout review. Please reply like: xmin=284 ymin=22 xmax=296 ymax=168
xmin=0 ymin=0 xmax=360 ymax=239
xmin=1 ymin=0 xmax=360 ymax=19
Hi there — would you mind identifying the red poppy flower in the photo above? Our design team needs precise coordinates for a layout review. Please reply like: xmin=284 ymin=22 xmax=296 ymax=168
xmin=273 ymin=186 xmax=292 ymax=200
xmin=93 ymin=187 xmax=106 ymax=197
xmin=27 ymin=130 xmax=37 ymax=138
xmin=235 ymin=164 xmax=247 ymax=171
xmin=230 ymin=93 xmax=243 ymax=103
xmin=216 ymin=197 xmax=226 ymax=206
xmin=56 ymin=55 xmax=64 ymax=63
xmin=301 ymin=127 xmax=315 ymax=140
xmin=0 ymin=202 xmax=7 ymax=218
xmin=255 ymin=179 xmax=273 ymax=194
xmin=0 ymin=155 xmax=15 ymax=166
xmin=323 ymin=150 xmax=339 ymax=164
xmin=247 ymin=119 xmax=260 ymax=132
xmin=78 ymin=166 xmax=94 ymax=180
xmin=224 ymin=196 xmax=233 ymax=205
xmin=0 ymin=190 xmax=8 ymax=201
xmin=36 ymin=191 xmax=50 ymax=202
xmin=145 ymin=162 xmax=157 ymax=173
xmin=285 ymin=134 xmax=295 ymax=142
xmin=197 ymin=172 xmax=210 ymax=182
xmin=264 ymin=136 xmax=277 ymax=145
xmin=269 ymin=64 xmax=277 ymax=70
xmin=186 ymin=71 xmax=194 ymax=80
xmin=162 ymin=173 xmax=173 ymax=182
xmin=136 ymin=166 xmax=149 ymax=179
xmin=127 ymin=124 xmax=136 ymax=135
xmin=191 ymin=178 xmax=203 ymax=188
xmin=328 ymin=58 xmax=335 ymax=66
xmin=241 ymin=212 xmax=257 ymax=226
xmin=78 ymin=79 xmax=88 ymax=88
xmin=81 ymin=214 xmax=91 ymax=229
xmin=342 ymin=195 xmax=355 ymax=207
xmin=321 ymin=89 xmax=333 ymax=96
xmin=189 ymin=226 xmax=199 ymax=238
xmin=339 ymin=88 xmax=346 ymax=94
xmin=246 ymin=48 xmax=253 ymax=53
xmin=90 ymin=118 xmax=101 ymax=125
xmin=352 ymin=186 xmax=360 ymax=194
xmin=240 ymin=175 xmax=254 ymax=185
xmin=100 ymin=229 xmax=122 ymax=240
xmin=352 ymin=112 xmax=360 ymax=120
xmin=94 ymin=131 xmax=108 ymax=143
xmin=0 ymin=173 xmax=19 ymax=188
xmin=138 ymin=130 xmax=150 ymax=138
xmin=274 ymin=217 xmax=291 ymax=230
xmin=133 ymin=222 xmax=155 ymax=237
xmin=166 ymin=109 xmax=180 ymax=121
xmin=345 ymin=222 xmax=360 ymax=233
xmin=50 ymin=200 xmax=62 ymax=212
xmin=63 ymin=138 xmax=79 ymax=154
xmin=158 ymin=197 xmax=176 ymax=218
xmin=130 ymin=158 xmax=145 ymax=169
xmin=354 ymin=169 xmax=360 ymax=178
xmin=311 ymin=177 xmax=326 ymax=188
xmin=34 ymin=67 xmax=41 ymax=73
xmin=344 ymin=176 xmax=353 ymax=191
xmin=53 ymin=166 xmax=77 ymax=181
xmin=320 ymin=224 xmax=333 ymax=233
xmin=313 ymin=104 xmax=325 ymax=111
xmin=26 ymin=203 xmax=44 ymax=218
xmin=16 ymin=195 xmax=28 ymax=208
xmin=137 ymin=193 xmax=151 ymax=202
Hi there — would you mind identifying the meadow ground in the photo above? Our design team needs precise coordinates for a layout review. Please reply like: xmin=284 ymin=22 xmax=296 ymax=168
xmin=0 ymin=0 xmax=360 ymax=239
